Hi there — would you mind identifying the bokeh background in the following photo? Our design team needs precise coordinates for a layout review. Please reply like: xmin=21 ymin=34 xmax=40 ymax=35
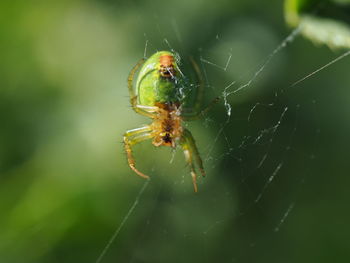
xmin=1 ymin=0 xmax=350 ymax=262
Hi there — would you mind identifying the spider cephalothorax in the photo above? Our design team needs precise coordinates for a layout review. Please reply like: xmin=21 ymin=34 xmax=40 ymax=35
xmin=151 ymin=103 xmax=183 ymax=148
xmin=124 ymin=51 xmax=218 ymax=192
xmin=159 ymin=54 xmax=176 ymax=79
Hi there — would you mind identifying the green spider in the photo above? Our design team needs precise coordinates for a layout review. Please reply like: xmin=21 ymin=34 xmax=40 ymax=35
xmin=124 ymin=51 xmax=218 ymax=192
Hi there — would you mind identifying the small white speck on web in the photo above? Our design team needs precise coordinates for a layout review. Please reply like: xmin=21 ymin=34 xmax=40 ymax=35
xmin=222 ymin=83 xmax=235 ymax=117
xmin=274 ymin=202 xmax=295 ymax=232
xmin=224 ymin=96 xmax=232 ymax=117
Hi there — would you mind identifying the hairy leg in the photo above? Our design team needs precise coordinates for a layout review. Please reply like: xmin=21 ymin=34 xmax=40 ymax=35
xmin=123 ymin=126 xmax=153 ymax=179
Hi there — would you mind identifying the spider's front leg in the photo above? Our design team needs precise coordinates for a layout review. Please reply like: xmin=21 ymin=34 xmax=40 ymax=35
xmin=180 ymin=129 xmax=205 ymax=192
xmin=124 ymin=126 xmax=153 ymax=179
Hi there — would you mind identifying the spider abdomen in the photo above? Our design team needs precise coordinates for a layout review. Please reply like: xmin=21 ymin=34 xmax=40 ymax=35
xmin=135 ymin=51 xmax=184 ymax=106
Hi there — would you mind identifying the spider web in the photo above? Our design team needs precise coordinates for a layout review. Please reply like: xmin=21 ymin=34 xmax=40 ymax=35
xmin=2 ymin=1 xmax=350 ymax=262
xmin=95 ymin=6 xmax=350 ymax=262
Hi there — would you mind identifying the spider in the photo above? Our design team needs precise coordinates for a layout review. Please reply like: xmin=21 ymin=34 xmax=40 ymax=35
xmin=123 ymin=51 xmax=218 ymax=192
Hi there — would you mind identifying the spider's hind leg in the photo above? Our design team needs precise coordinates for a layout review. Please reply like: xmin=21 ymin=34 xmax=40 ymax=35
xmin=180 ymin=129 xmax=205 ymax=192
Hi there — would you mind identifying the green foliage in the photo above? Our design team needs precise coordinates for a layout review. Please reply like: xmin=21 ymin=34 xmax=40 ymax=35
xmin=285 ymin=0 xmax=350 ymax=49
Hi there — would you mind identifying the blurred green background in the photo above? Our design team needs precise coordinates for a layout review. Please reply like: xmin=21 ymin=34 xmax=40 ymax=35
xmin=1 ymin=0 xmax=350 ymax=262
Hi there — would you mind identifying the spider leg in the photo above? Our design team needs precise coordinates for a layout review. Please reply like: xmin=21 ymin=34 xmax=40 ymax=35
xmin=182 ymin=96 xmax=220 ymax=121
xmin=180 ymin=129 xmax=205 ymax=192
xmin=124 ymin=126 xmax=154 ymax=179
xmin=188 ymin=56 xmax=204 ymax=114
xmin=180 ymin=57 xmax=220 ymax=120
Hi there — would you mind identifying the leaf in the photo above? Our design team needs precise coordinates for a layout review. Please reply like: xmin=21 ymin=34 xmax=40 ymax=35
xmin=285 ymin=0 xmax=350 ymax=50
